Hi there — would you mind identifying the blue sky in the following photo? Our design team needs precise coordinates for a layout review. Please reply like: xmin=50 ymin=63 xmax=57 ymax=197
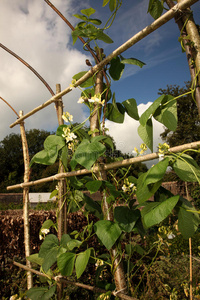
xmin=0 ymin=0 xmax=199 ymax=157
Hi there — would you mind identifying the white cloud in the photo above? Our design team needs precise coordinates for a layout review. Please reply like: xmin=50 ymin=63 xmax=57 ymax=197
xmin=0 ymin=0 xmax=90 ymax=141
xmin=105 ymin=102 xmax=165 ymax=158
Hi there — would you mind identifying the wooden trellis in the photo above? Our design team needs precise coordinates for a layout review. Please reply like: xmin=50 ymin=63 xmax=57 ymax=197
xmin=5 ymin=0 xmax=200 ymax=299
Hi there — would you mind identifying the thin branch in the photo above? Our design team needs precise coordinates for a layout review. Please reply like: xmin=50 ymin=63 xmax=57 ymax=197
xmin=0 ymin=43 xmax=55 ymax=96
xmin=0 ymin=96 xmax=19 ymax=117
xmin=6 ymin=140 xmax=200 ymax=190
xmin=13 ymin=261 xmax=138 ymax=300
xmin=9 ymin=0 xmax=198 ymax=128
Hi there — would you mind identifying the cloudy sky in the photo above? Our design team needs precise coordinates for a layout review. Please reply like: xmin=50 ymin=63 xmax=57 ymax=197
xmin=0 ymin=0 xmax=199 ymax=159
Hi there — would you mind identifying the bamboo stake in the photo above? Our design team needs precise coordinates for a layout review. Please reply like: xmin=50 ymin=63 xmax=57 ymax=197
xmin=166 ymin=0 xmax=200 ymax=116
xmin=19 ymin=110 xmax=33 ymax=289
xmin=54 ymin=84 xmax=66 ymax=300
xmin=13 ymin=261 xmax=138 ymax=300
xmin=7 ymin=140 xmax=200 ymax=190
xmin=9 ymin=0 xmax=198 ymax=128
xmin=91 ymin=48 xmax=128 ymax=297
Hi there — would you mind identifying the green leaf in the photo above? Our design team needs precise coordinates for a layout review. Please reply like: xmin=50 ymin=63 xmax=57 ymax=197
xmin=67 ymin=239 xmax=82 ymax=251
xmin=138 ymin=118 xmax=153 ymax=151
xmin=73 ymin=71 xmax=94 ymax=88
xmin=85 ymin=180 xmax=102 ymax=194
xmin=120 ymin=57 xmax=146 ymax=68
xmin=139 ymin=95 xmax=165 ymax=126
xmin=173 ymin=154 xmax=200 ymax=182
xmin=26 ymin=286 xmax=56 ymax=300
xmin=39 ymin=234 xmax=59 ymax=272
xmin=178 ymin=197 xmax=200 ymax=239
xmin=94 ymin=220 xmax=122 ymax=250
xmin=71 ymin=139 xmax=106 ymax=170
xmin=84 ymin=195 xmax=102 ymax=219
xmin=27 ymin=253 xmax=43 ymax=266
xmin=75 ymin=248 xmax=91 ymax=278
xmin=109 ymin=0 xmax=116 ymax=12
xmin=141 ymin=195 xmax=179 ymax=228
xmin=148 ymin=0 xmax=163 ymax=19
xmin=143 ymin=158 xmax=169 ymax=186
xmin=73 ymin=14 xmax=88 ymax=21
xmin=153 ymin=96 xmax=177 ymax=131
xmin=81 ymin=7 xmax=96 ymax=17
xmin=109 ymin=56 xmax=125 ymax=81
xmin=105 ymin=103 xmax=125 ymax=123
xmin=122 ymin=98 xmax=139 ymax=120
xmin=60 ymin=234 xmax=72 ymax=248
xmin=57 ymin=252 xmax=76 ymax=276
xmin=30 ymin=135 xmax=65 ymax=167
xmin=96 ymin=30 xmax=113 ymax=43
xmin=102 ymin=0 xmax=110 ymax=6
xmin=114 ymin=207 xmax=140 ymax=232
xmin=61 ymin=145 xmax=68 ymax=170
xmin=50 ymin=189 xmax=58 ymax=199
xmin=136 ymin=172 xmax=162 ymax=204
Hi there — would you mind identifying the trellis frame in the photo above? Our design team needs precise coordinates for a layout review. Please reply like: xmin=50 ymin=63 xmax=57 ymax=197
xmin=5 ymin=0 xmax=200 ymax=298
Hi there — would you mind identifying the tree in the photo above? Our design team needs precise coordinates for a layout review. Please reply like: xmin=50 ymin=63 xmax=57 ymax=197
xmin=159 ymin=82 xmax=200 ymax=149
xmin=0 ymin=129 xmax=55 ymax=192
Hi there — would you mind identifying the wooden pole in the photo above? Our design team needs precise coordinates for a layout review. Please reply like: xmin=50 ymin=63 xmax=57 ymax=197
xmin=19 ymin=110 xmax=33 ymax=290
xmin=90 ymin=48 xmax=128 ymax=297
xmin=54 ymin=84 xmax=66 ymax=300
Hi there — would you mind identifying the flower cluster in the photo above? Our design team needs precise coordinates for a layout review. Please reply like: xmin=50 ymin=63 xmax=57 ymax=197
xmin=39 ymin=228 xmax=50 ymax=240
xmin=62 ymin=111 xmax=73 ymax=123
xmin=78 ymin=93 xmax=105 ymax=106
xmin=133 ymin=143 xmax=147 ymax=156
xmin=62 ymin=127 xmax=77 ymax=143
xmin=158 ymin=143 xmax=170 ymax=154
xmin=69 ymin=79 xmax=76 ymax=90
xmin=122 ymin=178 xmax=136 ymax=194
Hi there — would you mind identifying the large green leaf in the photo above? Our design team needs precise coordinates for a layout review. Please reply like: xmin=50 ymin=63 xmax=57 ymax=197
xmin=71 ymin=139 xmax=106 ymax=170
xmin=105 ymin=102 xmax=125 ymax=123
xmin=178 ymin=196 xmax=200 ymax=239
xmin=153 ymin=95 xmax=177 ymax=131
xmin=109 ymin=0 xmax=117 ymax=12
xmin=84 ymin=195 xmax=103 ymax=219
xmin=141 ymin=195 xmax=179 ymax=228
xmin=173 ymin=154 xmax=200 ymax=182
xmin=114 ymin=207 xmax=140 ymax=232
xmin=143 ymin=157 xmax=169 ymax=187
xmin=57 ymin=252 xmax=76 ymax=276
xmin=94 ymin=220 xmax=122 ymax=250
xmin=138 ymin=118 xmax=153 ymax=151
xmin=109 ymin=56 xmax=125 ymax=81
xmin=27 ymin=253 xmax=43 ymax=266
xmin=139 ymin=95 xmax=165 ymax=126
xmin=39 ymin=234 xmax=59 ymax=272
xmin=148 ymin=0 xmax=163 ymax=19
xmin=73 ymin=71 xmax=94 ymax=88
xmin=85 ymin=180 xmax=102 ymax=194
xmin=26 ymin=286 xmax=56 ymax=300
xmin=120 ymin=57 xmax=146 ymax=68
xmin=136 ymin=172 xmax=162 ymax=204
xmin=30 ymin=135 xmax=65 ymax=167
xmin=75 ymin=248 xmax=91 ymax=278
xmin=122 ymin=98 xmax=139 ymax=120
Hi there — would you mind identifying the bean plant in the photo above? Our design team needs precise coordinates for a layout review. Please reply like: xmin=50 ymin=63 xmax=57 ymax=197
xmin=23 ymin=1 xmax=200 ymax=299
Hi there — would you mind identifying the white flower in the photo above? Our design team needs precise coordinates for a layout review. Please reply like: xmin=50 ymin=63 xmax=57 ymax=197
xmin=41 ymin=228 xmax=50 ymax=235
xmin=62 ymin=112 xmax=73 ymax=123
xmin=78 ymin=97 xmax=85 ymax=104
xmin=167 ymin=233 xmax=176 ymax=240
xmin=39 ymin=234 xmax=43 ymax=240
xmin=88 ymin=93 xmax=105 ymax=106
xmin=62 ymin=127 xmax=77 ymax=143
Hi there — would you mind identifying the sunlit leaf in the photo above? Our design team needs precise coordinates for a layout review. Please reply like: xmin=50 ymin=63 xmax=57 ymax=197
xmin=81 ymin=7 xmax=96 ymax=17
xmin=142 ymin=195 xmax=179 ymax=228
xmin=122 ymin=98 xmax=139 ymax=120
xmin=57 ymin=252 xmax=76 ymax=276
xmin=138 ymin=118 xmax=153 ymax=151
xmin=120 ymin=57 xmax=146 ymax=68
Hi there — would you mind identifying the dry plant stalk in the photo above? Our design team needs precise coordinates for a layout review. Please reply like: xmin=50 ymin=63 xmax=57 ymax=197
xmin=9 ymin=0 xmax=198 ymax=129
xmin=7 ymin=140 xmax=200 ymax=190
xmin=19 ymin=110 xmax=33 ymax=289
